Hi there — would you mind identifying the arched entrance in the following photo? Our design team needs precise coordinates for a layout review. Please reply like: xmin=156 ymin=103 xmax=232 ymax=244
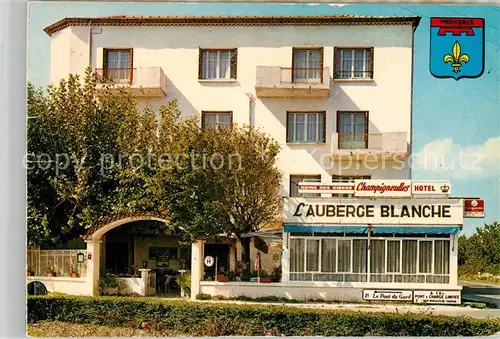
xmin=83 ymin=212 xmax=185 ymax=296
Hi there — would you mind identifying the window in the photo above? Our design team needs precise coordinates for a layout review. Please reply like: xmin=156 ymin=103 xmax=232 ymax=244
xmin=103 ymin=49 xmax=133 ymax=83
xmin=289 ymin=175 xmax=321 ymax=197
xmin=288 ymin=236 xmax=452 ymax=284
xmin=321 ymin=239 xmax=336 ymax=272
xmin=402 ymin=240 xmax=418 ymax=274
xmin=306 ymin=239 xmax=320 ymax=271
xmin=386 ymin=240 xmax=401 ymax=273
xmin=337 ymin=240 xmax=351 ymax=273
xmin=199 ymin=49 xmax=237 ymax=80
xmin=292 ymin=48 xmax=323 ymax=82
xmin=334 ymin=47 xmax=373 ymax=79
xmin=419 ymin=241 xmax=433 ymax=273
xmin=337 ymin=112 xmax=368 ymax=149
xmin=434 ymin=240 xmax=450 ymax=275
xmin=332 ymin=175 xmax=370 ymax=198
xmin=201 ymin=111 xmax=232 ymax=131
xmin=287 ymin=112 xmax=325 ymax=143
xmin=370 ymin=239 xmax=385 ymax=274
xmin=290 ymin=239 xmax=305 ymax=273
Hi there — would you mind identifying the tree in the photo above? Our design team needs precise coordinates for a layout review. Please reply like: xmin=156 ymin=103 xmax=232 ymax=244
xmin=161 ymin=125 xmax=283 ymax=273
xmin=28 ymin=69 xmax=283 ymax=263
xmin=458 ymin=221 xmax=500 ymax=275
xmin=27 ymin=68 xmax=164 ymax=244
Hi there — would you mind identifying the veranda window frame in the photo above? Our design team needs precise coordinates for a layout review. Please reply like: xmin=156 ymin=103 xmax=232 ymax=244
xmin=288 ymin=234 xmax=452 ymax=284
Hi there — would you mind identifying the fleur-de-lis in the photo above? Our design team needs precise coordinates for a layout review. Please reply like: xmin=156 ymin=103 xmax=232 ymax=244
xmin=443 ymin=41 xmax=470 ymax=73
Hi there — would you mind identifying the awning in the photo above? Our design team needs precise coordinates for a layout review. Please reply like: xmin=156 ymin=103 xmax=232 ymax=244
xmin=239 ymin=229 xmax=283 ymax=240
xmin=372 ymin=226 xmax=460 ymax=234
xmin=284 ymin=224 xmax=461 ymax=235
xmin=284 ymin=224 xmax=367 ymax=234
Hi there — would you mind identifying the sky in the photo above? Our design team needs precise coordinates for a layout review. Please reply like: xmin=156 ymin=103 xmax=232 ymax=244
xmin=27 ymin=2 xmax=499 ymax=236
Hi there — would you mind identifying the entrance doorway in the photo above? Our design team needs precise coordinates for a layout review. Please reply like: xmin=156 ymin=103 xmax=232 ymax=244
xmin=204 ymin=243 xmax=231 ymax=279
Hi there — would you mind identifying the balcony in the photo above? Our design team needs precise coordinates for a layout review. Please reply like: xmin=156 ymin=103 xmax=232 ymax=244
xmin=331 ymin=132 xmax=408 ymax=161
xmin=255 ymin=66 xmax=330 ymax=98
xmin=95 ymin=67 xmax=166 ymax=97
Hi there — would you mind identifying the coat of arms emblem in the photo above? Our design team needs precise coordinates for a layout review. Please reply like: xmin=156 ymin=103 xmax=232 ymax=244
xmin=430 ymin=17 xmax=485 ymax=80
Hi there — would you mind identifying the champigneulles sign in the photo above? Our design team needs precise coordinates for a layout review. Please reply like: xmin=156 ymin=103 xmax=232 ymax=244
xmin=284 ymin=198 xmax=464 ymax=225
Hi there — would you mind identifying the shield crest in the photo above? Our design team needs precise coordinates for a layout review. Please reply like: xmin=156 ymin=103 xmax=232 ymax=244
xmin=430 ymin=17 xmax=485 ymax=80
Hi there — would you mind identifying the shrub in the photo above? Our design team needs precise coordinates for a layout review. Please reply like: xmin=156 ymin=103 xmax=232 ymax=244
xmin=27 ymin=295 xmax=500 ymax=336
xmin=195 ymin=293 xmax=212 ymax=300
xmin=176 ymin=271 xmax=191 ymax=296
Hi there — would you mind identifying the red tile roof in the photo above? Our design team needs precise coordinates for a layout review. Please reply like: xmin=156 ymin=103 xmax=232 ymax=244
xmin=44 ymin=15 xmax=421 ymax=36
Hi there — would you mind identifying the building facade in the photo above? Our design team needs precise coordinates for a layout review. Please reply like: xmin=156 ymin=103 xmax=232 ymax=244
xmin=41 ymin=15 xmax=464 ymax=303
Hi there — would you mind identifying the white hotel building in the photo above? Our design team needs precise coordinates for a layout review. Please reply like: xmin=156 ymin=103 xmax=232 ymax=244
xmin=37 ymin=15 xmax=466 ymax=303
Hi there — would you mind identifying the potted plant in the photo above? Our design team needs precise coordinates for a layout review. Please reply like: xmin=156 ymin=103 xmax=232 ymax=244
xmin=27 ymin=267 xmax=34 ymax=277
xmin=216 ymin=274 xmax=229 ymax=282
xmin=258 ymin=270 xmax=272 ymax=283
xmin=46 ymin=268 xmax=56 ymax=277
xmin=271 ymin=265 xmax=282 ymax=282
xmin=70 ymin=268 xmax=80 ymax=278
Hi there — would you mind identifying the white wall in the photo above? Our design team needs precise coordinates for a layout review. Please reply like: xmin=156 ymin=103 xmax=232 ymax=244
xmin=27 ymin=276 xmax=89 ymax=295
xmin=50 ymin=24 xmax=414 ymax=192
xmin=199 ymin=282 xmax=462 ymax=302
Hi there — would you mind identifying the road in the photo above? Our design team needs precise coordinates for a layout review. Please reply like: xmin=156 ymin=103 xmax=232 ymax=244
xmin=460 ymin=280 xmax=500 ymax=308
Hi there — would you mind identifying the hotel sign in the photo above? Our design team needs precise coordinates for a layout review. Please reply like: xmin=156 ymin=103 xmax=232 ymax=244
xmin=411 ymin=181 xmax=451 ymax=196
xmin=298 ymin=182 xmax=354 ymax=195
xmin=363 ymin=290 xmax=413 ymax=301
xmin=284 ymin=198 xmax=464 ymax=225
xmin=298 ymin=180 xmax=451 ymax=198
xmin=413 ymin=290 xmax=461 ymax=305
xmin=354 ymin=180 xmax=411 ymax=198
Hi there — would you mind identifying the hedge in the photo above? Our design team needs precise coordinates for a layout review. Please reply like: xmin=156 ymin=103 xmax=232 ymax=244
xmin=28 ymin=295 xmax=500 ymax=336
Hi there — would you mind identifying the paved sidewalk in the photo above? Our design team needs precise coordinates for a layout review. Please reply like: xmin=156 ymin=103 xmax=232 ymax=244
xmin=196 ymin=300 xmax=500 ymax=319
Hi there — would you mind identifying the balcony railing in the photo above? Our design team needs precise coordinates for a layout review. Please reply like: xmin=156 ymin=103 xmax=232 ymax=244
xmin=338 ymin=133 xmax=370 ymax=149
xmin=331 ymin=132 xmax=408 ymax=160
xmin=280 ymin=67 xmax=324 ymax=84
xmin=334 ymin=70 xmax=373 ymax=80
xmin=94 ymin=67 xmax=167 ymax=97
xmin=256 ymin=66 xmax=330 ymax=98
xmin=95 ymin=68 xmax=135 ymax=84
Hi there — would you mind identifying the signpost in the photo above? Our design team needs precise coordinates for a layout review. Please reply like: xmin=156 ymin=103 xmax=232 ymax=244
xmin=413 ymin=290 xmax=461 ymax=305
xmin=204 ymin=256 xmax=214 ymax=267
xmin=363 ymin=290 xmax=413 ymax=301
xmin=464 ymin=198 xmax=485 ymax=218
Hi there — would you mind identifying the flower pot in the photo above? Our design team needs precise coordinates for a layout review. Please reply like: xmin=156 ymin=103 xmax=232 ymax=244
xmin=27 ymin=271 xmax=34 ymax=277
xmin=47 ymin=272 xmax=56 ymax=277
xmin=258 ymin=277 xmax=272 ymax=283
xmin=70 ymin=272 xmax=80 ymax=278
xmin=216 ymin=275 xmax=229 ymax=282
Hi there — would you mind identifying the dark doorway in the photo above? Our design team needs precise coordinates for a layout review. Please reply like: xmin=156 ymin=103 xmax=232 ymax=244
xmin=106 ymin=241 xmax=130 ymax=274
xmin=204 ymin=244 xmax=231 ymax=279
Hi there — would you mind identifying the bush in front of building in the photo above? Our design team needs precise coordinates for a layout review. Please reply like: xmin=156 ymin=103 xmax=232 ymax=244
xmin=28 ymin=295 xmax=500 ymax=336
